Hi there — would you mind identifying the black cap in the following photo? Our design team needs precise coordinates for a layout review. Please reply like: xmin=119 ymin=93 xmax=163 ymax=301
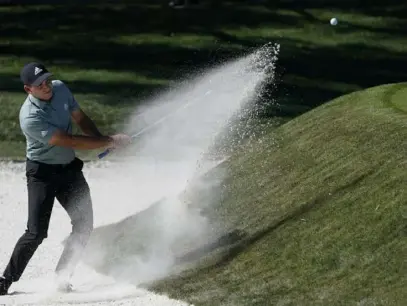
xmin=20 ymin=62 xmax=53 ymax=86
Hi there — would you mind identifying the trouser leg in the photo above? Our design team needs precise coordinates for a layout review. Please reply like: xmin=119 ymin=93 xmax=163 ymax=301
xmin=54 ymin=163 xmax=94 ymax=278
xmin=3 ymin=163 xmax=55 ymax=282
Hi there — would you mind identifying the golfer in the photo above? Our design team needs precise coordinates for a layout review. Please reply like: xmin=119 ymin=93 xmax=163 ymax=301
xmin=0 ymin=62 xmax=131 ymax=295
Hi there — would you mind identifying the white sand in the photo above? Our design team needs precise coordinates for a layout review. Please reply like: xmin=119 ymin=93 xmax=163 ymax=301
xmin=0 ymin=161 xmax=192 ymax=306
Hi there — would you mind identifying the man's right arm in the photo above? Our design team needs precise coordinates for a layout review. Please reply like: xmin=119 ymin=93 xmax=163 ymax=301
xmin=22 ymin=116 xmax=113 ymax=150
xmin=48 ymin=129 xmax=113 ymax=150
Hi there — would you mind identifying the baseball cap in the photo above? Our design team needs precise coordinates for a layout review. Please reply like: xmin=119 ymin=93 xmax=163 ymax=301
xmin=20 ymin=62 xmax=53 ymax=86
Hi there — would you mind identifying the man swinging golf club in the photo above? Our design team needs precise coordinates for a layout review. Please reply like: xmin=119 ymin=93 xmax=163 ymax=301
xmin=0 ymin=62 xmax=132 ymax=295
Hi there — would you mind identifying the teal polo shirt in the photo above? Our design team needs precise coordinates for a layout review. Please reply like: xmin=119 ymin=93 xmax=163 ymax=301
xmin=19 ymin=80 xmax=80 ymax=165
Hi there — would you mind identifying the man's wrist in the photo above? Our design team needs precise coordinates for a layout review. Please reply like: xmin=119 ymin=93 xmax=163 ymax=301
xmin=98 ymin=135 xmax=113 ymax=145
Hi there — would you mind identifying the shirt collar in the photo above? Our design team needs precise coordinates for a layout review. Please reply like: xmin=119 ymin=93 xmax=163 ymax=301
xmin=28 ymin=94 xmax=50 ymax=109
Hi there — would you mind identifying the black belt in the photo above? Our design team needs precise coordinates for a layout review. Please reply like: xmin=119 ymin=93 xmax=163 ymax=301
xmin=26 ymin=157 xmax=83 ymax=173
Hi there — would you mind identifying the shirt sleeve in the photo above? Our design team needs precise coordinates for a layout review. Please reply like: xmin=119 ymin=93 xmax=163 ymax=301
xmin=64 ymin=83 xmax=80 ymax=112
xmin=69 ymin=95 xmax=80 ymax=112
xmin=21 ymin=115 xmax=58 ymax=144
xmin=53 ymin=80 xmax=80 ymax=112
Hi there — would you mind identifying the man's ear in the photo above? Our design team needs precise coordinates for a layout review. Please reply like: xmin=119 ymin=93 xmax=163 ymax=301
xmin=23 ymin=85 xmax=31 ymax=94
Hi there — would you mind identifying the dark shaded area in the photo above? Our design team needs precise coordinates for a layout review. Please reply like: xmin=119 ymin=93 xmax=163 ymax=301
xmin=1 ymin=0 xmax=406 ymax=119
xmin=0 ymin=72 xmax=163 ymax=103
xmin=174 ymin=229 xmax=247 ymax=264
xmin=267 ymin=42 xmax=407 ymax=116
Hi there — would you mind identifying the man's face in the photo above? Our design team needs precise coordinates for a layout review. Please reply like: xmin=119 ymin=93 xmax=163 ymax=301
xmin=24 ymin=78 xmax=53 ymax=101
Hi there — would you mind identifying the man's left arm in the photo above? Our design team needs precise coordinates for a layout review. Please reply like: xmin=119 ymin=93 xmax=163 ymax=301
xmin=64 ymin=84 xmax=131 ymax=149
xmin=71 ymin=108 xmax=103 ymax=137
xmin=65 ymin=83 xmax=103 ymax=137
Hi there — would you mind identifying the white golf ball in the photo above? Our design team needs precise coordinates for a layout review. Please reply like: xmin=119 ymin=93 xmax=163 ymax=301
xmin=330 ymin=18 xmax=338 ymax=26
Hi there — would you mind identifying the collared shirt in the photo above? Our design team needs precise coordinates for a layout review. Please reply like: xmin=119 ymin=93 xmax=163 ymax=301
xmin=19 ymin=80 xmax=80 ymax=165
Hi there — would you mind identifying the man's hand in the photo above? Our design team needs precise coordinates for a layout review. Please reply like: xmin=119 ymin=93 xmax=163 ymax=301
xmin=109 ymin=134 xmax=132 ymax=149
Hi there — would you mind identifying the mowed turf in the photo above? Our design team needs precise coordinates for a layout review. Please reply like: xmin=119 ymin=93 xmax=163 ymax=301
xmin=0 ymin=1 xmax=406 ymax=159
xmin=146 ymin=83 xmax=407 ymax=305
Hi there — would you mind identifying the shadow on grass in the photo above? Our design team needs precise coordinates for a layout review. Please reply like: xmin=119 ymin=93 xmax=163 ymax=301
xmin=0 ymin=72 xmax=166 ymax=105
xmin=1 ymin=0 xmax=406 ymax=117
xmin=269 ymin=41 xmax=407 ymax=115
xmin=80 ymin=196 xmax=248 ymax=282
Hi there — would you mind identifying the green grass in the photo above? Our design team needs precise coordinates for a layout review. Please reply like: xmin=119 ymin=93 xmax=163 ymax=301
xmin=1 ymin=1 xmax=406 ymax=159
xmin=131 ymin=83 xmax=406 ymax=305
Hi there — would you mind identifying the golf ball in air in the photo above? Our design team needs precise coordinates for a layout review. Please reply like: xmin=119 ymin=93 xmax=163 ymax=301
xmin=330 ymin=18 xmax=338 ymax=26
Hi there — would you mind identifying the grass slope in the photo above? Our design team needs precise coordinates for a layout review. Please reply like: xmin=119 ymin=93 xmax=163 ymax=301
xmin=149 ymin=83 xmax=407 ymax=305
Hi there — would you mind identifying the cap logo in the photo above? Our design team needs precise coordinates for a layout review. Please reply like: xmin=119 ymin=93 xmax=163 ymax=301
xmin=34 ymin=67 xmax=43 ymax=75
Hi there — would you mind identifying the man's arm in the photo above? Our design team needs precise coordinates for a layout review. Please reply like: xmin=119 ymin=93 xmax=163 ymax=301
xmin=22 ymin=116 xmax=113 ymax=150
xmin=22 ymin=115 xmax=131 ymax=152
xmin=71 ymin=108 xmax=103 ymax=137
xmin=48 ymin=129 xmax=113 ymax=150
